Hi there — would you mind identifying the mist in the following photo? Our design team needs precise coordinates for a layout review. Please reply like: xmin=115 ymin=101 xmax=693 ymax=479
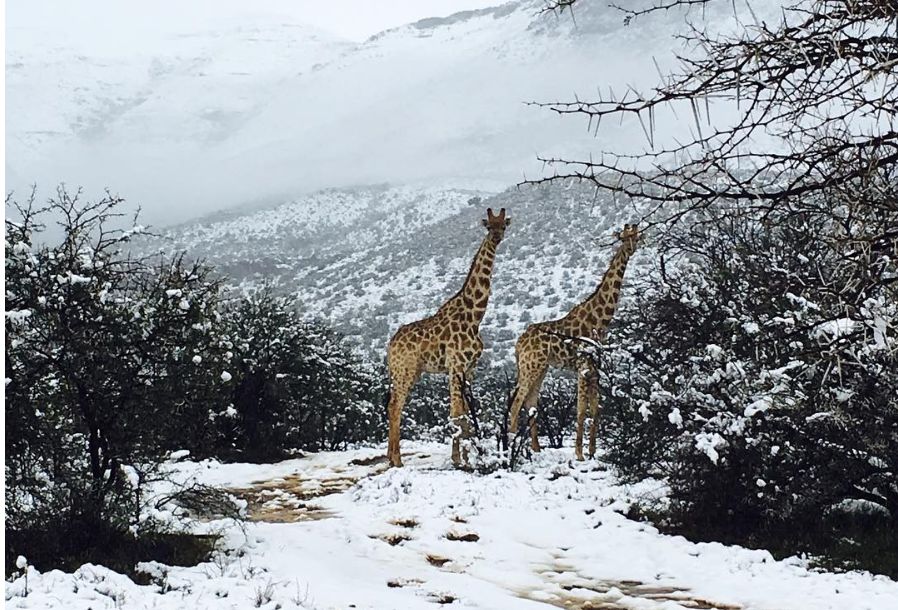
xmin=6 ymin=0 xmax=769 ymax=227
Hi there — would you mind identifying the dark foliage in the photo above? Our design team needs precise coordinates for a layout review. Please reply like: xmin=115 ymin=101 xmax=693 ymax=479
xmin=212 ymin=287 xmax=381 ymax=461
xmin=5 ymin=189 xmax=385 ymax=571
xmin=541 ymin=0 xmax=898 ymax=575
xmin=5 ymin=189 xmax=227 ymax=547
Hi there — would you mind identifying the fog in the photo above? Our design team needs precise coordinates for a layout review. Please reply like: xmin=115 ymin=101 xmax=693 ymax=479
xmin=6 ymin=0 xmax=770 ymax=227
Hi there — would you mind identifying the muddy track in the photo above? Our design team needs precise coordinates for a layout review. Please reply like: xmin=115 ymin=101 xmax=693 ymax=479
xmin=227 ymin=452 xmax=431 ymax=523
xmin=519 ymin=561 xmax=741 ymax=610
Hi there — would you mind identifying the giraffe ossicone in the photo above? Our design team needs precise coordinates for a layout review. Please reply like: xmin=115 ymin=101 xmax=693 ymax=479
xmin=509 ymin=223 xmax=640 ymax=461
xmin=386 ymin=207 xmax=511 ymax=468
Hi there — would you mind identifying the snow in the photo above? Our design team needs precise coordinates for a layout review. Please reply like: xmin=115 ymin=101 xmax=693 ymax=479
xmin=220 ymin=371 xmax=232 ymax=382
xmin=5 ymin=310 xmax=32 ymax=323
xmin=15 ymin=557 xmax=27 ymax=570
xmin=667 ymin=408 xmax=683 ymax=427
xmin=6 ymin=443 xmax=897 ymax=610
xmin=638 ymin=404 xmax=653 ymax=421
xmin=121 ymin=465 xmax=141 ymax=489
xmin=813 ymin=318 xmax=858 ymax=339
xmin=694 ymin=432 xmax=726 ymax=464
xmin=704 ymin=344 xmax=724 ymax=359
xmin=56 ymin=272 xmax=92 ymax=285
xmin=744 ymin=396 xmax=773 ymax=417
xmin=6 ymin=0 xmax=768 ymax=227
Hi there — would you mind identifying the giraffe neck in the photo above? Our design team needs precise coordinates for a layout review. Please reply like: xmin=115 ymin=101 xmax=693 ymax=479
xmin=566 ymin=241 xmax=635 ymax=337
xmin=454 ymin=234 xmax=498 ymax=326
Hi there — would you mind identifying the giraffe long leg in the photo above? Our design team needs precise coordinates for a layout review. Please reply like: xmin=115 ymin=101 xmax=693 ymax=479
xmin=526 ymin=369 xmax=546 ymax=452
xmin=386 ymin=364 xmax=418 ymax=468
xmin=509 ymin=363 xmax=544 ymax=439
xmin=587 ymin=372 xmax=600 ymax=459
xmin=448 ymin=364 xmax=471 ymax=467
xmin=575 ymin=370 xmax=590 ymax=461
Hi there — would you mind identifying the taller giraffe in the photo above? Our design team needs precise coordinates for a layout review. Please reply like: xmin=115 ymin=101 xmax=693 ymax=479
xmin=387 ymin=208 xmax=511 ymax=468
xmin=509 ymin=224 xmax=639 ymax=460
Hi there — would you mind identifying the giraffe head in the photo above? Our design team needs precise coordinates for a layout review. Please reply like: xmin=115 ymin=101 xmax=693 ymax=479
xmin=619 ymin=223 xmax=640 ymax=252
xmin=482 ymin=207 xmax=511 ymax=243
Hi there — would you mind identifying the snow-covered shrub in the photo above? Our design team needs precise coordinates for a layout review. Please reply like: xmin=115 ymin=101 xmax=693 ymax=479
xmin=212 ymin=286 xmax=381 ymax=460
xmin=5 ymin=189 xmax=229 ymax=568
xmin=393 ymin=364 xmax=576 ymax=467
xmin=600 ymin=198 xmax=898 ymax=537
xmin=399 ymin=373 xmax=454 ymax=442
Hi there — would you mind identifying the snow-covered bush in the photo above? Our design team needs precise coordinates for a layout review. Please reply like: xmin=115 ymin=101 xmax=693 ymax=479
xmin=5 ymin=190 xmax=386 ymax=570
xmin=5 ymin=189 xmax=230 ymax=568
xmin=393 ymin=364 xmax=576 ymax=466
xmin=600 ymin=198 xmax=898 ymax=538
xmin=211 ymin=286 xmax=382 ymax=460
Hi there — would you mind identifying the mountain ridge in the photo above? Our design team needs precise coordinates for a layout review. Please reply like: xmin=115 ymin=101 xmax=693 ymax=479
xmin=7 ymin=0 xmax=703 ymax=226
xmin=148 ymin=180 xmax=654 ymax=366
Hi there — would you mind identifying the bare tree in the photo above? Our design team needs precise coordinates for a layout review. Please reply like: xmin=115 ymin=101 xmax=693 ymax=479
xmin=530 ymin=1 xmax=898 ymax=567
xmin=532 ymin=0 xmax=897 ymax=234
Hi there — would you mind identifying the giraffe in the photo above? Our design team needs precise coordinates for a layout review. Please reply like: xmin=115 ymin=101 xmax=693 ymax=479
xmin=508 ymin=224 xmax=639 ymax=461
xmin=386 ymin=207 xmax=511 ymax=468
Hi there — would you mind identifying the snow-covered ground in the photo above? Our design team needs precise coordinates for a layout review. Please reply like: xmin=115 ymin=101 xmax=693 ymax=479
xmin=7 ymin=443 xmax=898 ymax=609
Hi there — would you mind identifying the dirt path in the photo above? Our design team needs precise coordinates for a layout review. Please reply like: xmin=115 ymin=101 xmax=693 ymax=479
xmin=224 ymin=450 xmax=745 ymax=610
xmin=518 ymin=565 xmax=741 ymax=610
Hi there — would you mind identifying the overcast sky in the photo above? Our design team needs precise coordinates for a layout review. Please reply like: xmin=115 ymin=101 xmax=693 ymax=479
xmin=7 ymin=0 xmax=506 ymax=43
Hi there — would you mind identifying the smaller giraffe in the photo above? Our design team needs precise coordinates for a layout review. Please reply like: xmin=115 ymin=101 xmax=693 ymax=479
xmin=509 ymin=224 xmax=640 ymax=460
xmin=386 ymin=208 xmax=511 ymax=468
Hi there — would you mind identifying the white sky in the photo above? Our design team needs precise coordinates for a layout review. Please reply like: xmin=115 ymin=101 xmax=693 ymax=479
xmin=6 ymin=0 xmax=507 ymax=43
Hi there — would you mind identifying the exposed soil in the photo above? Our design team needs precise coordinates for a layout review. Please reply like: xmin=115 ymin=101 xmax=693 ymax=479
xmin=227 ymin=456 xmax=391 ymax=523
xmin=426 ymin=554 xmax=452 ymax=567
xmin=445 ymin=531 xmax=480 ymax=542
xmin=519 ymin=562 xmax=741 ymax=610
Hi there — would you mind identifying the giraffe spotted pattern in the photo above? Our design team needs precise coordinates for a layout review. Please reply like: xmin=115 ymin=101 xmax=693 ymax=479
xmin=387 ymin=208 xmax=511 ymax=468
xmin=509 ymin=224 xmax=640 ymax=461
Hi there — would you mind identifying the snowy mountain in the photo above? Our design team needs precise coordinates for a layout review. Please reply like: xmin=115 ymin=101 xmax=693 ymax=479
xmin=6 ymin=16 xmax=352 ymax=221
xmin=6 ymin=0 xmax=752 ymax=226
xmin=150 ymin=181 xmax=653 ymax=364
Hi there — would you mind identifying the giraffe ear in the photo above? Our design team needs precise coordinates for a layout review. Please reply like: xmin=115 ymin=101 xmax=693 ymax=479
xmin=504 ymin=217 xmax=512 ymax=227
xmin=482 ymin=218 xmax=489 ymax=227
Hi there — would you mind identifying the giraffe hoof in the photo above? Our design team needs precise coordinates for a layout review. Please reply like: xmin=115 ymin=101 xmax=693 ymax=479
xmin=389 ymin=457 xmax=404 ymax=468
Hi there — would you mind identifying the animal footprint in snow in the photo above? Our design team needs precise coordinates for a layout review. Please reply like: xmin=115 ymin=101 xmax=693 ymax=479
xmin=445 ymin=531 xmax=479 ymax=542
xmin=386 ymin=577 xmax=456 ymax=605
xmin=370 ymin=533 xmax=411 ymax=546
xmin=390 ymin=518 xmax=419 ymax=529
xmin=427 ymin=592 xmax=456 ymax=604
xmin=425 ymin=554 xmax=451 ymax=567
xmin=386 ymin=577 xmax=423 ymax=588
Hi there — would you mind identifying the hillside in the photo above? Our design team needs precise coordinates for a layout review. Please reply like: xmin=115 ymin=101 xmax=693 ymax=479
xmin=152 ymin=181 xmax=653 ymax=364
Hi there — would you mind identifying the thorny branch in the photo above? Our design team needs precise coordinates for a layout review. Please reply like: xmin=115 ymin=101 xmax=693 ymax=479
xmin=528 ymin=0 xmax=898 ymax=226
